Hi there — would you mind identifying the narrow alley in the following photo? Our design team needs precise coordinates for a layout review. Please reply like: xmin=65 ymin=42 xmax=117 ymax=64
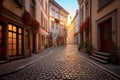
xmin=0 ymin=0 xmax=120 ymax=80
xmin=0 ymin=45 xmax=119 ymax=80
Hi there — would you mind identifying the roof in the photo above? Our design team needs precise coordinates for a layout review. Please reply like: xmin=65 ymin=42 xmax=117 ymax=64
xmin=50 ymin=0 xmax=69 ymax=15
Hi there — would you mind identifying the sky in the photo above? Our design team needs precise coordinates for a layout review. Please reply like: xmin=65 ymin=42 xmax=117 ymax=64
xmin=55 ymin=0 xmax=79 ymax=24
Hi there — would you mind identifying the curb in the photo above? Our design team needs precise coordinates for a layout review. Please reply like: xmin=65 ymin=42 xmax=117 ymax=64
xmin=0 ymin=49 xmax=54 ymax=77
xmin=78 ymin=52 xmax=120 ymax=80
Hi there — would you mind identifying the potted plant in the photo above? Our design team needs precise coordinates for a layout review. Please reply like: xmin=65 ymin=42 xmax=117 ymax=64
xmin=110 ymin=42 xmax=119 ymax=65
xmin=86 ymin=43 xmax=93 ymax=55
xmin=78 ymin=41 xmax=84 ymax=51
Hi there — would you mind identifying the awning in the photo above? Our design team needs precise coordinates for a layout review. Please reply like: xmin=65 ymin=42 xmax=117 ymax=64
xmin=40 ymin=28 xmax=48 ymax=36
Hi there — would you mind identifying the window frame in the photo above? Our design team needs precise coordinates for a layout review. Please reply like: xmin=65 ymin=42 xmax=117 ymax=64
xmin=8 ymin=24 xmax=23 ymax=57
xmin=14 ymin=0 xmax=24 ymax=8
xmin=85 ymin=1 xmax=89 ymax=17
xmin=51 ymin=8 xmax=55 ymax=17
xmin=30 ymin=0 xmax=36 ymax=17
xmin=97 ymin=0 xmax=113 ymax=11
xmin=51 ymin=21 xmax=54 ymax=29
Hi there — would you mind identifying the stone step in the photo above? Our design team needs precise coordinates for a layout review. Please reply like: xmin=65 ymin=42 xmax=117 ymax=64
xmin=92 ymin=53 xmax=110 ymax=60
xmin=90 ymin=52 xmax=110 ymax=64
xmin=95 ymin=52 xmax=110 ymax=57
xmin=90 ymin=56 xmax=109 ymax=64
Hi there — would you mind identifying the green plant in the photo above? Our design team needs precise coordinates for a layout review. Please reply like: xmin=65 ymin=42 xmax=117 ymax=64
xmin=78 ymin=41 xmax=84 ymax=51
xmin=110 ymin=42 xmax=119 ymax=65
xmin=44 ymin=44 xmax=48 ymax=49
xmin=86 ymin=43 xmax=93 ymax=55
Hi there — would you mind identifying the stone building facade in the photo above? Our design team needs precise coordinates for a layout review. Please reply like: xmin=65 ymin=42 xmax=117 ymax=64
xmin=49 ymin=0 xmax=69 ymax=46
xmin=73 ymin=10 xmax=79 ymax=45
xmin=78 ymin=0 xmax=120 ymax=64
xmin=0 ymin=0 xmax=49 ymax=61
xmin=91 ymin=0 xmax=120 ymax=64
xmin=78 ymin=0 xmax=91 ymax=47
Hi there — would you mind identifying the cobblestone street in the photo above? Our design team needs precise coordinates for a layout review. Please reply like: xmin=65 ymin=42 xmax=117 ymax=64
xmin=0 ymin=45 xmax=119 ymax=80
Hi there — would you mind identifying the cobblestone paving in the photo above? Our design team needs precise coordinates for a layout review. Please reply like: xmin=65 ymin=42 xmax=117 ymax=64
xmin=0 ymin=45 xmax=119 ymax=80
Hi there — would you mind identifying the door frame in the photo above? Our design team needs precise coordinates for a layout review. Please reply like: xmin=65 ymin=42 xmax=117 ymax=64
xmin=96 ymin=10 xmax=117 ymax=52
xmin=99 ymin=18 xmax=112 ymax=53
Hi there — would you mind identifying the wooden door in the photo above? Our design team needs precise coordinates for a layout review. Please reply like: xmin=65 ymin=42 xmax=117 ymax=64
xmin=100 ymin=18 xmax=112 ymax=53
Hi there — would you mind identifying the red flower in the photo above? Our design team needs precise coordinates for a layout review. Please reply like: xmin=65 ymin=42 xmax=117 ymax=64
xmin=80 ymin=23 xmax=84 ymax=33
xmin=79 ymin=17 xmax=90 ymax=33
xmin=84 ymin=17 xmax=90 ymax=30
xmin=55 ymin=18 xmax=60 ymax=24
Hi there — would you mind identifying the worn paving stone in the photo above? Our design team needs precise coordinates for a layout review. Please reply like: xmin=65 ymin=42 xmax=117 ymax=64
xmin=0 ymin=46 xmax=119 ymax=80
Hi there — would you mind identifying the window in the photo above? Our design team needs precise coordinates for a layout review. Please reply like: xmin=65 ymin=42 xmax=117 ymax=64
xmin=85 ymin=1 xmax=89 ymax=17
xmin=25 ymin=30 xmax=29 ymax=48
xmin=18 ymin=0 xmax=23 ymax=4
xmin=7 ymin=24 xmax=23 ymax=57
xmin=41 ymin=12 xmax=43 ymax=26
xmin=51 ymin=8 xmax=55 ymax=17
xmin=46 ymin=19 xmax=47 ymax=30
xmin=81 ymin=7 xmax=84 ymax=22
xmin=51 ymin=21 xmax=54 ymax=29
xmin=44 ymin=17 xmax=45 ymax=28
xmin=56 ymin=23 xmax=58 ymax=30
xmin=55 ymin=11 xmax=59 ymax=19
xmin=46 ymin=2 xmax=47 ymax=13
xmin=8 ymin=24 xmax=23 ymax=57
xmin=98 ymin=0 xmax=112 ymax=10
xmin=8 ymin=24 xmax=16 ymax=56
xmin=45 ymin=19 xmax=47 ymax=30
xmin=61 ymin=15 xmax=64 ymax=21
xmin=14 ymin=0 xmax=24 ymax=7
xmin=30 ymin=0 xmax=35 ymax=17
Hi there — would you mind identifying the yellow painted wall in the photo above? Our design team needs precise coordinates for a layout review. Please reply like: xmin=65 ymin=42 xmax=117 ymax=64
xmin=92 ymin=0 xmax=120 ymax=49
xmin=92 ymin=0 xmax=120 ymax=64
